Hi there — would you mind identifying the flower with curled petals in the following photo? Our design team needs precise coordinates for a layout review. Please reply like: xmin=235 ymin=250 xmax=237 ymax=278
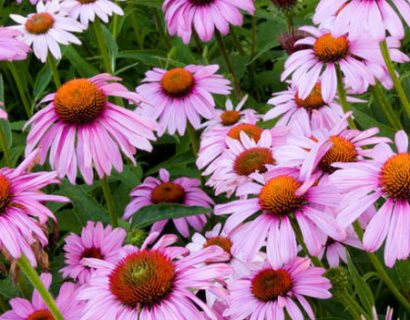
xmin=24 ymin=73 xmax=157 ymax=184
xmin=78 ymin=232 xmax=232 ymax=320
xmin=0 ymin=27 xmax=30 ymax=61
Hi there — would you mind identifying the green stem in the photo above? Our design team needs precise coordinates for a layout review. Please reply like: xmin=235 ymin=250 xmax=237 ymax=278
xmin=100 ymin=176 xmax=118 ymax=228
xmin=370 ymin=83 xmax=403 ymax=130
xmin=187 ymin=123 xmax=199 ymax=156
xmin=112 ymin=1 xmax=120 ymax=40
xmin=353 ymin=221 xmax=410 ymax=312
xmin=286 ymin=10 xmax=294 ymax=31
xmin=0 ymin=121 xmax=11 ymax=167
xmin=230 ymin=27 xmax=245 ymax=56
xmin=94 ymin=18 xmax=112 ymax=73
xmin=290 ymin=217 xmax=324 ymax=267
xmin=129 ymin=2 xmax=143 ymax=49
xmin=16 ymin=255 xmax=64 ymax=320
xmin=48 ymin=54 xmax=61 ymax=89
xmin=192 ymin=30 xmax=203 ymax=53
xmin=379 ymin=40 xmax=410 ymax=117
xmin=152 ymin=9 xmax=172 ymax=50
xmin=251 ymin=16 xmax=256 ymax=58
xmin=336 ymin=64 xmax=357 ymax=129
xmin=214 ymin=30 xmax=242 ymax=100
xmin=340 ymin=289 xmax=368 ymax=320
xmin=7 ymin=62 xmax=31 ymax=118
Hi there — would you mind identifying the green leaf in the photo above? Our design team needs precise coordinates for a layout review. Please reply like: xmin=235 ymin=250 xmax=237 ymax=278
xmin=0 ymin=75 xmax=12 ymax=150
xmin=0 ymin=278 xmax=19 ymax=299
xmin=60 ymin=180 xmax=110 ymax=226
xmin=131 ymin=203 xmax=212 ymax=229
xmin=131 ymin=0 xmax=163 ymax=9
xmin=347 ymin=255 xmax=375 ymax=315
xmin=33 ymin=64 xmax=52 ymax=101
xmin=351 ymin=106 xmax=396 ymax=139
xmin=64 ymin=46 xmax=99 ymax=78
xmin=101 ymin=24 xmax=119 ymax=71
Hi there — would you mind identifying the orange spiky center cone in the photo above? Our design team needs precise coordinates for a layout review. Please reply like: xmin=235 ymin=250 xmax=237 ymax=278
xmin=150 ymin=182 xmax=186 ymax=204
xmin=204 ymin=236 xmax=233 ymax=255
xmin=251 ymin=269 xmax=292 ymax=302
xmin=0 ymin=174 xmax=11 ymax=214
xmin=227 ymin=124 xmax=263 ymax=142
xmin=26 ymin=310 xmax=54 ymax=320
xmin=314 ymin=33 xmax=349 ymax=62
xmin=234 ymin=147 xmax=275 ymax=176
xmin=259 ymin=175 xmax=304 ymax=216
xmin=318 ymin=136 xmax=358 ymax=173
xmin=295 ymin=83 xmax=325 ymax=110
xmin=25 ymin=13 xmax=54 ymax=35
xmin=54 ymin=79 xmax=106 ymax=125
xmin=221 ymin=110 xmax=241 ymax=126
xmin=379 ymin=153 xmax=410 ymax=200
xmin=160 ymin=68 xmax=195 ymax=97
xmin=109 ymin=250 xmax=175 ymax=308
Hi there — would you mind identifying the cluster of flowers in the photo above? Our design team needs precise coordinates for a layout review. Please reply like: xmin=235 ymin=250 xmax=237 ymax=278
xmin=0 ymin=0 xmax=408 ymax=319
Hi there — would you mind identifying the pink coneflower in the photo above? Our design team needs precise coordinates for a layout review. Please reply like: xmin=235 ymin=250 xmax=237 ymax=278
xmin=123 ymin=168 xmax=214 ymax=238
xmin=61 ymin=221 xmax=126 ymax=284
xmin=187 ymin=223 xmax=265 ymax=278
xmin=205 ymin=130 xmax=278 ymax=197
xmin=0 ymin=150 xmax=69 ymax=266
xmin=314 ymin=0 xmax=410 ymax=41
xmin=264 ymin=82 xmax=364 ymax=128
xmin=10 ymin=0 xmax=84 ymax=63
xmin=330 ymin=130 xmax=409 ymax=267
xmin=24 ymin=74 xmax=157 ymax=185
xmin=275 ymin=112 xmax=391 ymax=180
xmin=224 ymin=257 xmax=332 ymax=320
xmin=363 ymin=306 xmax=394 ymax=320
xmin=78 ymin=233 xmax=232 ymax=320
xmin=281 ymin=26 xmax=407 ymax=102
xmin=61 ymin=0 xmax=124 ymax=27
xmin=163 ymin=0 xmax=254 ymax=44
xmin=136 ymin=65 xmax=231 ymax=136
xmin=0 ymin=273 xmax=84 ymax=320
xmin=215 ymin=167 xmax=345 ymax=266
xmin=196 ymin=122 xmax=288 ymax=172
xmin=201 ymin=95 xmax=258 ymax=133
xmin=0 ymin=27 xmax=30 ymax=61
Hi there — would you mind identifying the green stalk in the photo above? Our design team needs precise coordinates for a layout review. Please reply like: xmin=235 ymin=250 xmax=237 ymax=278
xmin=336 ymin=64 xmax=357 ymax=129
xmin=369 ymin=83 xmax=403 ymax=130
xmin=94 ymin=18 xmax=113 ymax=73
xmin=192 ymin=30 xmax=203 ymax=53
xmin=187 ymin=123 xmax=199 ymax=156
xmin=48 ymin=54 xmax=61 ymax=89
xmin=251 ymin=16 xmax=256 ymax=58
xmin=152 ymin=9 xmax=171 ymax=50
xmin=0 ymin=121 xmax=11 ymax=167
xmin=112 ymin=1 xmax=120 ymax=40
xmin=379 ymin=40 xmax=410 ymax=117
xmin=100 ymin=176 xmax=118 ymax=228
xmin=7 ymin=62 xmax=31 ymax=118
xmin=129 ymin=2 xmax=143 ymax=49
xmin=214 ymin=30 xmax=242 ymax=100
xmin=230 ymin=27 xmax=245 ymax=56
xmin=16 ymin=255 xmax=64 ymax=320
xmin=353 ymin=221 xmax=410 ymax=312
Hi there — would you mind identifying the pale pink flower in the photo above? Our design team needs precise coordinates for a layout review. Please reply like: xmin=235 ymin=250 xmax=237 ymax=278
xmin=215 ymin=167 xmax=345 ymax=267
xmin=123 ymin=168 xmax=214 ymax=238
xmin=78 ymin=233 xmax=232 ymax=320
xmin=61 ymin=0 xmax=124 ymax=27
xmin=10 ymin=0 xmax=84 ymax=63
xmin=24 ymin=74 xmax=157 ymax=184
xmin=136 ymin=65 xmax=231 ymax=136
xmin=0 ymin=27 xmax=30 ymax=61
xmin=0 ymin=151 xmax=69 ymax=266
xmin=0 ymin=273 xmax=84 ymax=320
xmin=201 ymin=95 xmax=259 ymax=133
xmin=314 ymin=0 xmax=410 ymax=41
xmin=264 ymin=81 xmax=365 ymax=129
xmin=330 ymin=130 xmax=409 ymax=267
xmin=61 ymin=221 xmax=126 ymax=284
xmin=282 ymin=26 xmax=408 ymax=102
xmin=205 ymin=130 xmax=278 ymax=197
xmin=163 ymin=0 xmax=254 ymax=44
xmin=362 ymin=306 xmax=395 ymax=320
xmin=0 ymin=102 xmax=7 ymax=120
xmin=225 ymin=257 xmax=332 ymax=320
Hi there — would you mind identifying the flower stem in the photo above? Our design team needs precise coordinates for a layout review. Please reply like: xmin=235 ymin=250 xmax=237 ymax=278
xmin=0 ymin=121 xmax=11 ymax=167
xmin=192 ymin=30 xmax=203 ymax=53
xmin=7 ymin=62 xmax=31 ymax=118
xmin=353 ymin=221 xmax=410 ymax=312
xmin=152 ymin=9 xmax=172 ymax=50
xmin=379 ymin=40 xmax=410 ymax=118
xmin=100 ymin=176 xmax=118 ymax=228
xmin=129 ymin=2 xmax=143 ymax=49
xmin=251 ymin=16 xmax=256 ymax=58
xmin=290 ymin=217 xmax=324 ymax=267
xmin=369 ymin=83 xmax=403 ymax=130
xmin=335 ymin=64 xmax=357 ymax=129
xmin=48 ymin=54 xmax=61 ymax=89
xmin=112 ymin=1 xmax=120 ymax=40
xmin=230 ymin=27 xmax=245 ymax=56
xmin=16 ymin=255 xmax=64 ymax=320
xmin=187 ymin=123 xmax=199 ymax=156
xmin=214 ymin=30 xmax=242 ymax=100
xmin=94 ymin=18 xmax=112 ymax=73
